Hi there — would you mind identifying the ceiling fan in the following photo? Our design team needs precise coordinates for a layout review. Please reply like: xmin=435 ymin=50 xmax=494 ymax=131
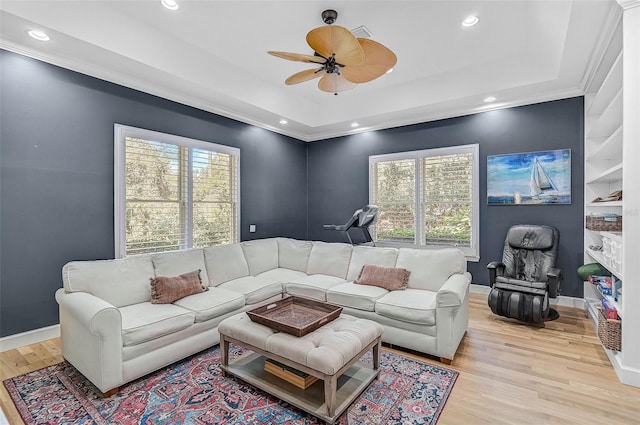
xmin=268 ymin=9 xmax=397 ymax=95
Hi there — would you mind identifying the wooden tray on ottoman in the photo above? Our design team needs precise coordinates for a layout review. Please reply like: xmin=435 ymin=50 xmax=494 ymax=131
xmin=247 ymin=296 xmax=342 ymax=337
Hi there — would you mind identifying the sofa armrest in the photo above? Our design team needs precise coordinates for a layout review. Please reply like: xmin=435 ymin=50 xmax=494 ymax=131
xmin=55 ymin=289 xmax=123 ymax=393
xmin=436 ymin=272 xmax=471 ymax=308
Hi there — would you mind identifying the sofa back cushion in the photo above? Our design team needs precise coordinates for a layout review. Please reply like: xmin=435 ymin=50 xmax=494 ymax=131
xmin=306 ymin=242 xmax=353 ymax=279
xmin=346 ymin=246 xmax=399 ymax=281
xmin=277 ymin=238 xmax=312 ymax=272
xmin=62 ymin=256 xmax=154 ymax=307
xmin=152 ymin=249 xmax=210 ymax=287
xmin=204 ymin=243 xmax=250 ymax=286
xmin=241 ymin=238 xmax=279 ymax=275
xmin=395 ymin=248 xmax=466 ymax=292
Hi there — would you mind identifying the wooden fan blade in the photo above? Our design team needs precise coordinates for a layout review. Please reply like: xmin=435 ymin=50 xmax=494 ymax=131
xmin=267 ymin=51 xmax=325 ymax=64
xmin=285 ymin=68 xmax=324 ymax=85
xmin=318 ymin=73 xmax=358 ymax=93
xmin=341 ymin=39 xmax=397 ymax=84
xmin=306 ymin=26 xmax=364 ymax=66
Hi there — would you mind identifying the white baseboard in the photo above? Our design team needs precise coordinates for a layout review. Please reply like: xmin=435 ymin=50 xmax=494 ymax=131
xmin=470 ymin=283 xmax=584 ymax=308
xmin=0 ymin=324 xmax=60 ymax=352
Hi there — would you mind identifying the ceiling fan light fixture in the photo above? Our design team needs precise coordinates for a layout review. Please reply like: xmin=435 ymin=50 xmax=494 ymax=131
xmin=268 ymin=10 xmax=397 ymax=94
xmin=322 ymin=9 xmax=338 ymax=25
xmin=462 ymin=15 xmax=479 ymax=27
xmin=28 ymin=30 xmax=49 ymax=41
xmin=161 ymin=0 xmax=179 ymax=11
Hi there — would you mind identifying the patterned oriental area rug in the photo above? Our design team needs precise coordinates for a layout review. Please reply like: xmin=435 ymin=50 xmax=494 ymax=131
xmin=4 ymin=346 xmax=458 ymax=425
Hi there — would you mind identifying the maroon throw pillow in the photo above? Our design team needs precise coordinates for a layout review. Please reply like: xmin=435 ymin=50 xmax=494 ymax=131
xmin=355 ymin=264 xmax=410 ymax=291
xmin=150 ymin=270 xmax=206 ymax=304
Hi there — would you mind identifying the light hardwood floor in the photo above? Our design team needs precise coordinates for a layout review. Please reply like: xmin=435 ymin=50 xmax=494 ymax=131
xmin=1 ymin=293 xmax=639 ymax=424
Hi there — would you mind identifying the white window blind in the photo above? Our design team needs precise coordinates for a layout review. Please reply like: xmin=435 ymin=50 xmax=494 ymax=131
xmin=369 ymin=144 xmax=479 ymax=259
xmin=372 ymin=159 xmax=416 ymax=243
xmin=422 ymin=153 xmax=473 ymax=248
xmin=115 ymin=125 xmax=240 ymax=258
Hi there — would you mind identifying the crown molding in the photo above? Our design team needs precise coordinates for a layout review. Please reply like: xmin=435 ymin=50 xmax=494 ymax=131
xmin=617 ymin=0 xmax=640 ymax=10
xmin=304 ymin=88 xmax=584 ymax=142
xmin=0 ymin=40 xmax=590 ymax=144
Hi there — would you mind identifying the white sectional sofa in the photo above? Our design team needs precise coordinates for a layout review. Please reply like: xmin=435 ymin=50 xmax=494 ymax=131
xmin=56 ymin=238 xmax=471 ymax=394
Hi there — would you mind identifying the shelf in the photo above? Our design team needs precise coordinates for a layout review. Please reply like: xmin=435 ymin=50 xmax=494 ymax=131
xmin=586 ymin=201 xmax=623 ymax=207
xmin=595 ymin=284 xmax=623 ymax=318
xmin=586 ymin=125 xmax=623 ymax=162
xmin=586 ymin=88 xmax=622 ymax=139
xmin=585 ymin=248 xmax=623 ymax=280
xmin=585 ymin=163 xmax=623 ymax=184
xmin=587 ymin=52 xmax=623 ymax=116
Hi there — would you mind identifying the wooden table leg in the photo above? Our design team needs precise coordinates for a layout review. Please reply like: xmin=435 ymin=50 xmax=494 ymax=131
xmin=373 ymin=337 xmax=381 ymax=371
xmin=220 ymin=334 xmax=230 ymax=376
xmin=324 ymin=374 xmax=338 ymax=417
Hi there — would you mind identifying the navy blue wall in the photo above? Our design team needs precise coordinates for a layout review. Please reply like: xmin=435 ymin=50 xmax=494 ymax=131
xmin=0 ymin=49 xmax=585 ymax=338
xmin=0 ymin=50 xmax=307 ymax=337
xmin=307 ymin=98 xmax=585 ymax=297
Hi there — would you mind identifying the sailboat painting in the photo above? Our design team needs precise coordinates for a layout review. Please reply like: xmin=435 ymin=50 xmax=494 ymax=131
xmin=487 ymin=149 xmax=571 ymax=205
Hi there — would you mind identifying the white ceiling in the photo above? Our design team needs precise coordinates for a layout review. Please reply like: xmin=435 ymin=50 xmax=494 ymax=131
xmin=0 ymin=1 xmax=620 ymax=141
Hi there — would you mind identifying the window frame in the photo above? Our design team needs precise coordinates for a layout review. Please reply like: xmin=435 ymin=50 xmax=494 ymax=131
xmin=114 ymin=124 xmax=240 ymax=258
xmin=369 ymin=144 xmax=479 ymax=261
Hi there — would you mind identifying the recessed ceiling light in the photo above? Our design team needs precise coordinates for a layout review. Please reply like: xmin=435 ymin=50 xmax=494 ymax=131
xmin=279 ymin=119 xmax=288 ymax=125
xmin=386 ymin=68 xmax=394 ymax=74
xmin=161 ymin=0 xmax=179 ymax=11
xmin=351 ymin=122 xmax=359 ymax=128
xmin=462 ymin=16 xmax=479 ymax=27
xmin=28 ymin=30 xmax=50 ymax=41
xmin=484 ymin=96 xmax=496 ymax=102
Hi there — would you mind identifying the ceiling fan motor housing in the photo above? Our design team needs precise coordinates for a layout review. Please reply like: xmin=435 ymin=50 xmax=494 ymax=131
xmin=322 ymin=9 xmax=338 ymax=25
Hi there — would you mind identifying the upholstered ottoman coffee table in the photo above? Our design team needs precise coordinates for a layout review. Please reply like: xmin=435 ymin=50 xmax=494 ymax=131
xmin=218 ymin=313 xmax=383 ymax=424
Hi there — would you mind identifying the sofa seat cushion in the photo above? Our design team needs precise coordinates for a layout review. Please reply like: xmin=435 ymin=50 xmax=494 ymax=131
xmin=256 ymin=268 xmax=308 ymax=283
xmin=285 ymin=275 xmax=347 ymax=302
xmin=326 ymin=282 xmax=388 ymax=312
xmin=219 ymin=276 xmax=282 ymax=305
xmin=119 ymin=303 xmax=195 ymax=347
xmin=173 ymin=287 xmax=245 ymax=322
xmin=375 ymin=289 xmax=437 ymax=326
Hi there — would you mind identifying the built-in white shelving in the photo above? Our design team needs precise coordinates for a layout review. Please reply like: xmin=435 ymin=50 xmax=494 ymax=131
xmin=583 ymin=1 xmax=640 ymax=387
xmin=585 ymin=163 xmax=623 ymax=184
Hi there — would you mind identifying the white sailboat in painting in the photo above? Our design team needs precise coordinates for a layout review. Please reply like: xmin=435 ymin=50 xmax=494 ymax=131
xmin=529 ymin=157 xmax=559 ymax=200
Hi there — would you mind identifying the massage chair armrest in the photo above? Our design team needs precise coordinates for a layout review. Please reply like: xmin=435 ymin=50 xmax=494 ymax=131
xmin=486 ymin=261 xmax=505 ymax=287
xmin=547 ymin=268 xmax=563 ymax=298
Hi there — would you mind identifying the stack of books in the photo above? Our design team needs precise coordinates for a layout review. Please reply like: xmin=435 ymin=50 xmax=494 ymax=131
xmin=264 ymin=358 xmax=318 ymax=389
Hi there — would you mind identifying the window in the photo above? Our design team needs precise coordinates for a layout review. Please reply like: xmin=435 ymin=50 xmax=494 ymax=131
xmin=369 ymin=144 xmax=479 ymax=260
xmin=115 ymin=125 xmax=240 ymax=258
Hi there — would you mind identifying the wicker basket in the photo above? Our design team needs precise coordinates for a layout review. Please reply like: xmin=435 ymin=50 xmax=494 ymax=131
xmin=597 ymin=307 xmax=621 ymax=351
xmin=586 ymin=215 xmax=622 ymax=232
